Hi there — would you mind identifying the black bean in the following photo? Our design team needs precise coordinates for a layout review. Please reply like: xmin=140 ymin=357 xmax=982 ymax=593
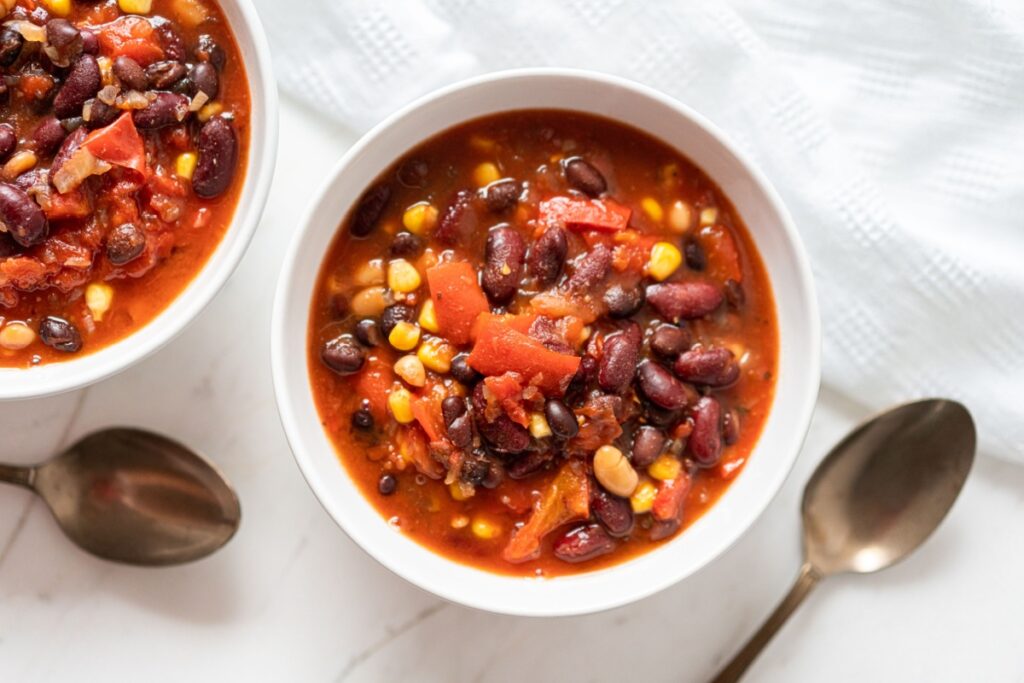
xmin=603 ymin=283 xmax=644 ymax=318
xmin=646 ymin=281 xmax=724 ymax=321
xmin=112 ymin=55 xmax=147 ymax=91
xmin=45 ymin=19 xmax=82 ymax=65
xmin=354 ymin=318 xmax=382 ymax=347
xmin=591 ymin=488 xmax=634 ymax=538
xmin=133 ymin=91 xmax=190 ymax=130
xmin=105 ymin=223 xmax=147 ymax=266
xmin=396 ymin=159 xmax=428 ymax=188
xmin=352 ymin=405 xmax=374 ymax=430
xmin=673 ymin=346 xmax=740 ymax=387
xmin=598 ymin=323 xmax=641 ymax=394
xmin=441 ymin=396 xmax=466 ymax=426
xmin=723 ymin=407 xmax=740 ymax=446
xmin=553 ymin=524 xmax=615 ymax=563
xmin=320 ymin=335 xmax=365 ymax=375
xmin=482 ymin=459 xmax=505 ymax=488
xmin=689 ymin=396 xmax=723 ymax=466
xmin=459 ymin=454 xmax=490 ymax=484
xmin=527 ymin=226 xmax=567 ymax=287
xmin=195 ymin=34 xmax=226 ymax=70
xmin=190 ymin=61 xmax=218 ymax=98
xmin=53 ymin=54 xmax=100 ymax=119
xmin=544 ymin=399 xmax=578 ymax=440
xmin=377 ymin=473 xmax=397 ymax=495
xmin=450 ymin=353 xmax=479 ymax=385
xmin=649 ymin=323 xmax=692 ymax=358
xmin=0 ymin=124 xmax=16 ymax=162
xmin=389 ymin=231 xmax=422 ymax=258
xmin=31 ymin=116 xmax=67 ymax=157
xmin=631 ymin=426 xmax=666 ymax=468
xmin=563 ymin=157 xmax=606 ymax=197
xmin=350 ymin=184 xmax=390 ymax=238
xmin=481 ymin=225 xmax=525 ymax=305
xmin=636 ymin=359 xmax=696 ymax=410
xmin=147 ymin=60 xmax=189 ymax=91
xmin=482 ymin=178 xmax=518 ymax=212
xmin=192 ymin=116 xmax=238 ymax=198
xmin=684 ymin=237 xmax=706 ymax=271
xmin=152 ymin=17 xmax=186 ymax=62
xmin=447 ymin=414 xmax=473 ymax=449
xmin=0 ymin=183 xmax=47 ymax=247
xmin=39 ymin=316 xmax=81 ymax=353
xmin=567 ymin=243 xmax=612 ymax=292
xmin=434 ymin=189 xmax=477 ymax=246
xmin=0 ymin=28 xmax=24 ymax=67
xmin=379 ymin=304 xmax=414 ymax=337
xmin=83 ymin=98 xmax=118 ymax=129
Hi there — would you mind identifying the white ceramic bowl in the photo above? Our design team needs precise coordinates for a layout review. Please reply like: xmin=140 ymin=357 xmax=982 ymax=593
xmin=272 ymin=69 xmax=819 ymax=616
xmin=0 ymin=0 xmax=278 ymax=400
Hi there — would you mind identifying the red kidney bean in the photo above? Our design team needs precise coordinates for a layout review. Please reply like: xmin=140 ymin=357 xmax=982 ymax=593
xmin=83 ymin=98 xmax=118 ymax=129
xmin=53 ymin=54 xmax=100 ymax=119
xmin=689 ymin=396 xmax=723 ymax=466
xmin=553 ymin=524 xmax=615 ymax=563
xmin=566 ymin=354 xmax=597 ymax=399
xmin=527 ymin=226 xmax=567 ymax=287
xmin=380 ymin=304 xmax=414 ymax=336
xmin=544 ymin=399 xmax=579 ymax=439
xmin=528 ymin=316 xmax=573 ymax=355
xmin=194 ymin=34 xmax=225 ymax=70
xmin=39 ymin=316 xmax=81 ymax=353
xmin=563 ymin=157 xmax=606 ymax=197
xmin=636 ymin=360 xmax=697 ymax=410
xmin=723 ymin=407 xmax=741 ymax=446
xmin=31 ymin=116 xmax=67 ymax=157
xmin=146 ymin=60 xmax=187 ymax=89
xmin=684 ymin=237 xmax=706 ymax=271
xmin=507 ymin=450 xmax=555 ymax=479
xmin=724 ymin=278 xmax=745 ymax=308
xmin=567 ymin=243 xmax=612 ymax=292
xmin=190 ymin=61 xmax=219 ymax=99
xmin=631 ymin=425 xmax=666 ymax=468
xmin=673 ymin=346 xmax=740 ymax=387
xmin=105 ymin=222 xmax=147 ymax=266
xmin=80 ymin=28 xmax=98 ymax=55
xmin=447 ymin=414 xmax=474 ymax=450
xmin=598 ymin=323 xmax=641 ymax=394
xmin=45 ymin=19 xmax=82 ymax=65
xmin=0 ymin=28 xmax=24 ymax=67
xmin=133 ymin=91 xmax=189 ymax=129
xmin=396 ymin=158 xmax=428 ymax=188
xmin=320 ymin=335 xmax=365 ymax=375
xmin=481 ymin=225 xmax=525 ymax=305
xmin=112 ymin=55 xmax=147 ymax=91
xmin=0 ymin=183 xmax=47 ymax=247
xmin=649 ymin=323 xmax=692 ymax=358
xmin=350 ymin=184 xmax=391 ymax=237
xmin=591 ymin=488 xmax=634 ymax=538
xmin=152 ymin=17 xmax=186 ymax=62
xmin=0 ymin=124 xmax=16 ymax=161
xmin=449 ymin=353 xmax=480 ymax=385
xmin=482 ymin=178 xmax=518 ymax=213
xmin=471 ymin=383 xmax=530 ymax=454
xmin=603 ymin=282 xmax=645 ymax=318
xmin=51 ymin=126 xmax=86 ymax=177
xmin=434 ymin=189 xmax=477 ymax=245
xmin=192 ymin=116 xmax=238 ymax=198
xmin=650 ymin=518 xmax=680 ymax=541
xmin=645 ymin=281 xmax=724 ymax=321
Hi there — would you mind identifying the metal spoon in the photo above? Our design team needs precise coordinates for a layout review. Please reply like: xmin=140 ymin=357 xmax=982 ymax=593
xmin=0 ymin=428 xmax=241 ymax=566
xmin=713 ymin=398 xmax=976 ymax=682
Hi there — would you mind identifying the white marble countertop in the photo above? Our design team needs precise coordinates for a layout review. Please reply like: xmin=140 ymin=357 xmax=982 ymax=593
xmin=0 ymin=99 xmax=1020 ymax=683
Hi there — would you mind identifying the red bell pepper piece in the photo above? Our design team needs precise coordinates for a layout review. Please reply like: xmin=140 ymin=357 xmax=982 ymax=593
xmin=426 ymin=261 xmax=490 ymax=346
xmin=82 ymin=113 xmax=148 ymax=176
xmin=540 ymin=196 xmax=631 ymax=232
xmin=503 ymin=459 xmax=589 ymax=563
xmin=467 ymin=318 xmax=581 ymax=395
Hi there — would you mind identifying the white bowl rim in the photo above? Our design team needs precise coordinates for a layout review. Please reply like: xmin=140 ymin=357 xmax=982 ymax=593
xmin=272 ymin=67 xmax=820 ymax=617
xmin=0 ymin=0 xmax=279 ymax=401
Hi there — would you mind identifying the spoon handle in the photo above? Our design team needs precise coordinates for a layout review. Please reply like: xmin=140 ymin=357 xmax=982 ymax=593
xmin=712 ymin=562 xmax=823 ymax=683
xmin=0 ymin=463 xmax=34 ymax=489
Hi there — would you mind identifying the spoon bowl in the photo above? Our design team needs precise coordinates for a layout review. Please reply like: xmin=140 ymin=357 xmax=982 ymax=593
xmin=0 ymin=428 xmax=241 ymax=566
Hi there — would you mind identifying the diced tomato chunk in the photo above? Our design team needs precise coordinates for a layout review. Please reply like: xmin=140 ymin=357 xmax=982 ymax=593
xmin=354 ymin=356 xmax=394 ymax=422
xmin=503 ymin=460 xmax=590 ymax=563
xmin=411 ymin=383 xmax=447 ymax=442
xmin=82 ymin=113 xmax=148 ymax=176
xmin=483 ymin=373 xmax=529 ymax=427
xmin=426 ymin=261 xmax=489 ymax=346
xmin=96 ymin=16 xmax=164 ymax=66
xmin=43 ymin=187 xmax=92 ymax=220
xmin=698 ymin=224 xmax=743 ymax=284
xmin=468 ymin=318 xmax=580 ymax=395
xmin=540 ymin=196 xmax=631 ymax=232
xmin=652 ymin=472 xmax=692 ymax=522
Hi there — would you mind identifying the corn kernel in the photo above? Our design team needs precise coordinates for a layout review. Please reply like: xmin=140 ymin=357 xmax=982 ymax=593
xmin=471 ymin=517 xmax=500 ymax=540
xmin=417 ymin=336 xmax=454 ymax=374
xmin=473 ymin=162 xmax=501 ymax=187
xmin=388 ymin=321 xmax=421 ymax=351
xmin=528 ymin=412 xmax=552 ymax=439
xmin=401 ymin=202 xmax=438 ymax=236
xmin=641 ymin=197 xmax=663 ymax=222
xmin=41 ymin=0 xmax=71 ymax=16
xmin=388 ymin=387 xmax=415 ymax=424
xmin=451 ymin=514 xmax=470 ymax=529
xmin=387 ymin=259 xmax=422 ymax=294
xmin=85 ymin=283 xmax=113 ymax=322
xmin=648 ymin=455 xmax=682 ymax=481
xmin=630 ymin=480 xmax=658 ymax=513
xmin=394 ymin=355 xmax=426 ymax=388
xmin=699 ymin=207 xmax=719 ymax=226
xmin=668 ymin=200 xmax=693 ymax=233
xmin=173 ymin=0 xmax=209 ymax=27
xmin=175 ymin=152 xmax=198 ymax=180
xmin=449 ymin=481 xmax=475 ymax=501
xmin=3 ymin=151 xmax=37 ymax=181
xmin=117 ymin=0 xmax=152 ymax=14
xmin=647 ymin=241 xmax=682 ymax=281
xmin=0 ymin=322 xmax=35 ymax=350
xmin=197 ymin=101 xmax=223 ymax=123
xmin=350 ymin=286 xmax=388 ymax=317
xmin=418 ymin=299 xmax=439 ymax=333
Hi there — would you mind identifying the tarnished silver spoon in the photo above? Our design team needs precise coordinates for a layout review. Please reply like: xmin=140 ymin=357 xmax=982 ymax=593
xmin=0 ymin=428 xmax=240 ymax=565
xmin=713 ymin=398 xmax=976 ymax=682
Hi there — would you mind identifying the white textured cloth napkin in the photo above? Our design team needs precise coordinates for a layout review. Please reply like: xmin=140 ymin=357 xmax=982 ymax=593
xmin=253 ymin=0 xmax=1024 ymax=462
